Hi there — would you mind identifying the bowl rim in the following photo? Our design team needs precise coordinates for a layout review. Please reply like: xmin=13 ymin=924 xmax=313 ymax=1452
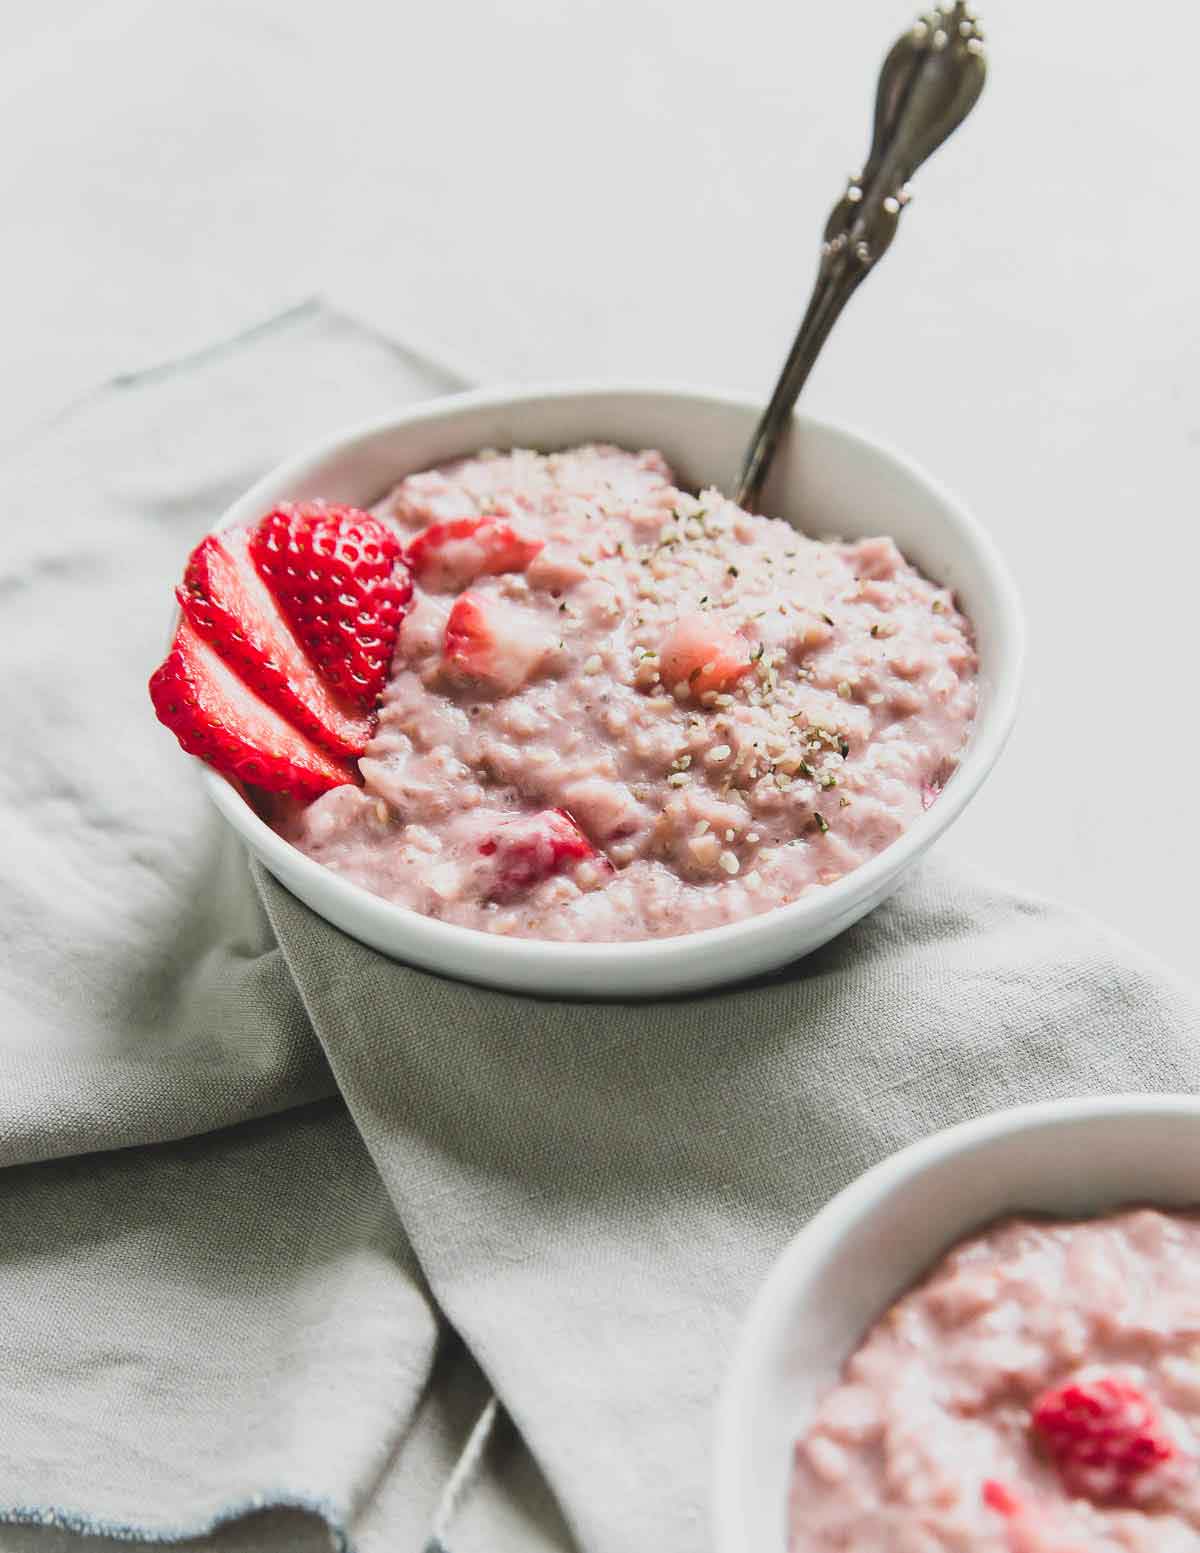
xmin=712 ymin=1091 xmax=1200 ymax=1553
xmin=197 ymin=378 xmax=1026 ymax=979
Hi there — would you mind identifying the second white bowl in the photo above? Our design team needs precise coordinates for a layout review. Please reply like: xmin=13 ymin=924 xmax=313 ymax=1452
xmin=714 ymin=1094 xmax=1200 ymax=1553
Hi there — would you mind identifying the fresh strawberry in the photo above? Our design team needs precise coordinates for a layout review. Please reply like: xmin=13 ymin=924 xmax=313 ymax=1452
xmin=405 ymin=515 xmax=543 ymax=591
xmin=179 ymin=530 xmax=372 ymax=757
xmin=443 ymin=592 xmax=552 ymax=695
xmin=249 ymin=503 xmax=412 ymax=710
xmin=1031 ymin=1375 xmax=1177 ymax=1503
xmin=658 ymin=614 xmax=752 ymax=698
xmin=150 ymin=619 xmax=356 ymax=800
xmin=478 ymin=808 xmax=606 ymax=902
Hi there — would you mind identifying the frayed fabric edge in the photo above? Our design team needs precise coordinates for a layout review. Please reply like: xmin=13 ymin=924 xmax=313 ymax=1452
xmin=0 ymin=1493 xmax=352 ymax=1552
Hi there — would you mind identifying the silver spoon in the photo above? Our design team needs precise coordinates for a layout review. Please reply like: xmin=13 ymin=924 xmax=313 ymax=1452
xmin=734 ymin=3 xmax=987 ymax=512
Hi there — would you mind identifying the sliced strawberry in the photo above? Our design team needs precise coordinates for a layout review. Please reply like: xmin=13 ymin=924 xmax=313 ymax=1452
xmin=1031 ymin=1375 xmax=1177 ymax=1503
xmin=658 ymin=614 xmax=752 ymax=698
xmin=443 ymin=592 xmax=552 ymax=695
xmin=249 ymin=503 xmax=412 ymax=710
xmin=179 ymin=530 xmax=372 ymax=757
xmin=478 ymin=808 xmax=606 ymax=902
xmin=405 ymin=515 xmax=543 ymax=591
xmin=150 ymin=619 xmax=355 ymax=801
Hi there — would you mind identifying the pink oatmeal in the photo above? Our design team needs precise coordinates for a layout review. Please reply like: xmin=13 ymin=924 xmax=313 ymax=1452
xmin=272 ymin=444 xmax=977 ymax=942
xmin=791 ymin=1209 xmax=1200 ymax=1552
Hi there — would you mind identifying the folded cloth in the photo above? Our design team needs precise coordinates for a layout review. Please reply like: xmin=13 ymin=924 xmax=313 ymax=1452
xmin=0 ymin=302 xmax=569 ymax=1553
xmin=4 ymin=299 xmax=1200 ymax=1553
xmin=260 ymin=860 xmax=1200 ymax=1553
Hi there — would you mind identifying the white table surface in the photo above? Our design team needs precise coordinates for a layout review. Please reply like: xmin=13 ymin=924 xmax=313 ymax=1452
xmin=5 ymin=0 xmax=1198 ymax=981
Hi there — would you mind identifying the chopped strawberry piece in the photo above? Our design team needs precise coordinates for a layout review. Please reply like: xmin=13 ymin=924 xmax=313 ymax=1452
xmin=179 ymin=530 xmax=373 ymax=757
xmin=443 ymin=592 xmax=552 ymax=695
xmin=658 ymin=614 xmax=752 ymax=698
xmin=405 ymin=515 xmax=543 ymax=590
xmin=981 ymin=1479 xmax=1023 ymax=1518
xmin=478 ymin=808 xmax=606 ymax=902
xmin=149 ymin=619 xmax=356 ymax=800
xmin=249 ymin=503 xmax=412 ymax=710
xmin=1031 ymin=1375 xmax=1177 ymax=1503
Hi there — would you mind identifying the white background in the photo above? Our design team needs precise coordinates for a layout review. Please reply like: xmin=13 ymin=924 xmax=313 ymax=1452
xmin=5 ymin=0 xmax=1197 ymax=979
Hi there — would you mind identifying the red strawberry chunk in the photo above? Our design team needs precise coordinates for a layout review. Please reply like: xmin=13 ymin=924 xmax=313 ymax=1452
xmin=981 ymin=1479 xmax=1023 ymax=1518
xmin=150 ymin=619 xmax=355 ymax=801
xmin=658 ymin=614 xmax=752 ymax=698
xmin=1031 ymin=1375 xmax=1178 ymax=1503
xmin=179 ymin=530 xmax=373 ymax=757
xmin=249 ymin=502 xmax=412 ymax=710
xmin=443 ymin=592 xmax=553 ymax=695
xmin=478 ymin=808 xmax=605 ymax=903
xmin=405 ymin=515 xmax=543 ymax=591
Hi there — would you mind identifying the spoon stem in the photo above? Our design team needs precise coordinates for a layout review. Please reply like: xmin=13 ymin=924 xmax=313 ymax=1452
xmin=734 ymin=252 xmax=868 ymax=511
xmin=733 ymin=3 xmax=986 ymax=512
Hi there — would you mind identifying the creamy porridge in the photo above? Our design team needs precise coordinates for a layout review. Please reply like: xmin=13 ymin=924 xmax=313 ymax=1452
xmin=791 ymin=1209 xmax=1200 ymax=1552
xmin=268 ymin=444 xmax=977 ymax=942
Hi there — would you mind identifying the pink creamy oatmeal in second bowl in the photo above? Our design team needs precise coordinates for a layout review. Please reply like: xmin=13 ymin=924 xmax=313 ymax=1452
xmin=714 ymin=1100 xmax=1200 ymax=1553
xmin=267 ymin=443 xmax=977 ymax=942
xmin=791 ymin=1207 xmax=1200 ymax=1553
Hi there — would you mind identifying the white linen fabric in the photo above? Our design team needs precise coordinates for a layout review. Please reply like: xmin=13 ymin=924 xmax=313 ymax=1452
xmin=2 ymin=301 xmax=1197 ymax=1553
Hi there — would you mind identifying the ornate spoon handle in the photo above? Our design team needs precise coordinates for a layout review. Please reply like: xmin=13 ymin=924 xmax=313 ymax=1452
xmin=733 ymin=4 xmax=987 ymax=511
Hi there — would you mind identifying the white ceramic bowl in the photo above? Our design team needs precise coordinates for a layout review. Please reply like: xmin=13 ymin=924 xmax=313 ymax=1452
xmin=198 ymin=382 xmax=1023 ymax=996
xmin=715 ymin=1093 xmax=1200 ymax=1553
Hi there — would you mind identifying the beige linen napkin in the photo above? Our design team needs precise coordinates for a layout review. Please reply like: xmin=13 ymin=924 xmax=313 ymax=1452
xmin=4 ymin=299 xmax=1200 ymax=1553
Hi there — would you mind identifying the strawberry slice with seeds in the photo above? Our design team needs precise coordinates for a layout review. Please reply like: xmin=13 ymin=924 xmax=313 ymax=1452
xmin=405 ymin=515 xmax=543 ymax=591
xmin=658 ymin=614 xmax=752 ymax=698
xmin=444 ymin=592 xmax=553 ymax=695
xmin=1032 ymin=1375 xmax=1178 ymax=1503
xmin=179 ymin=530 xmax=372 ymax=757
xmin=249 ymin=503 xmax=412 ymax=710
xmin=478 ymin=808 xmax=607 ymax=903
xmin=150 ymin=619 xmax=356 ymax=800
